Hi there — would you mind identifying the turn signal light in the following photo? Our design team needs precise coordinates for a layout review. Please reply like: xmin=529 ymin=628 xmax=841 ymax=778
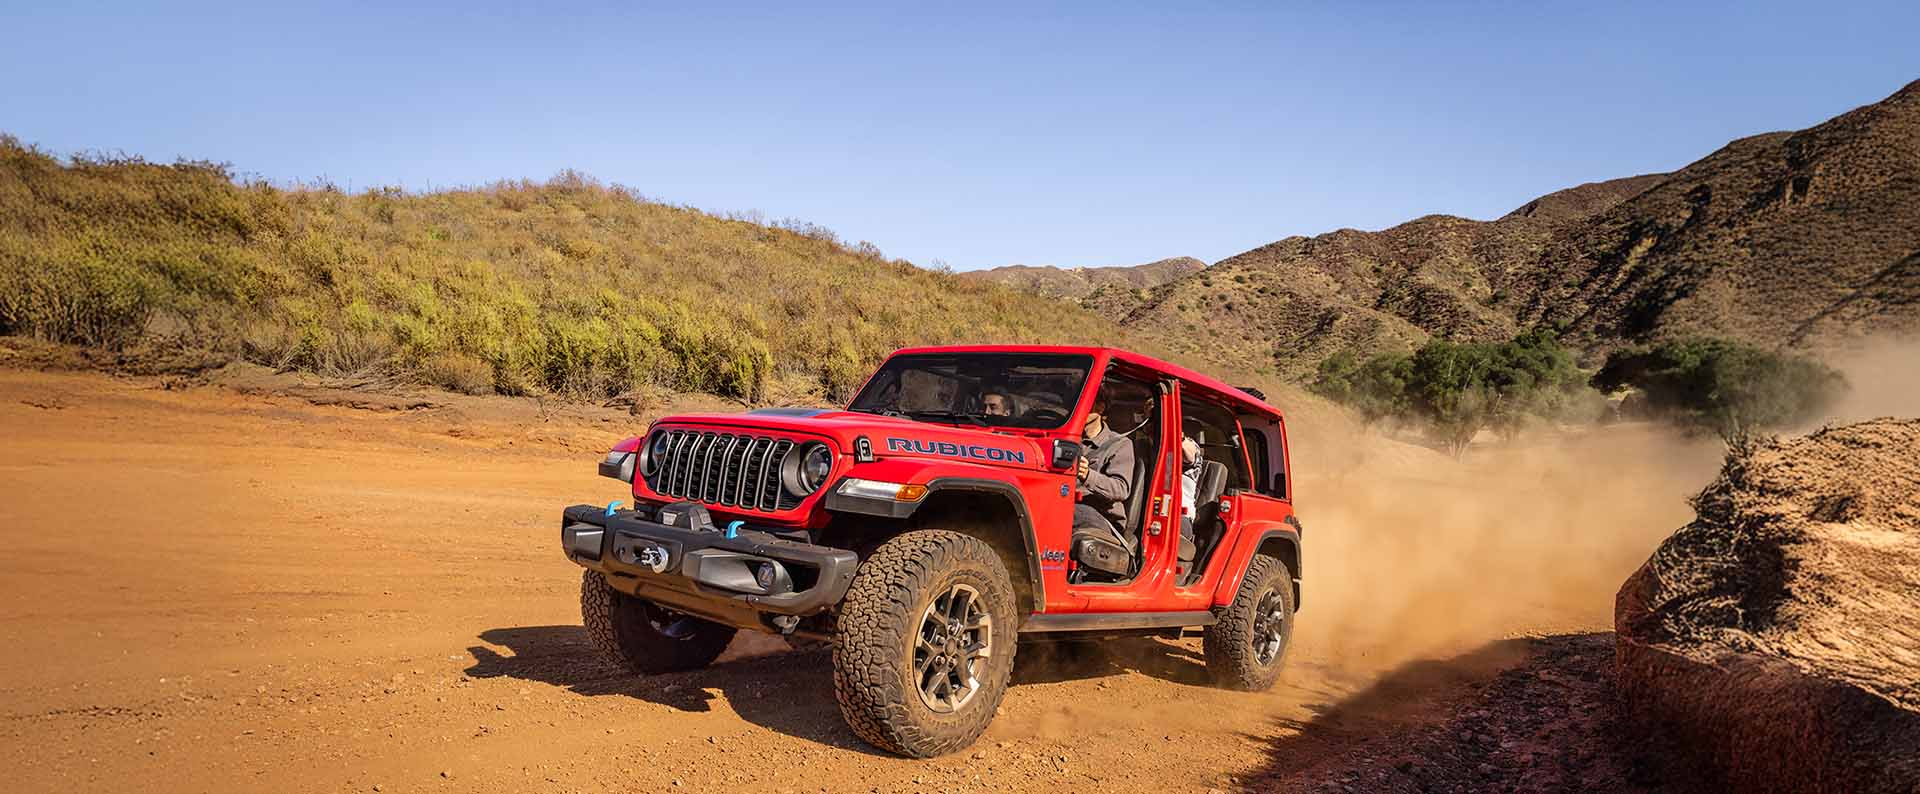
xmin=837 ymin=478 xmax=928 ymax=502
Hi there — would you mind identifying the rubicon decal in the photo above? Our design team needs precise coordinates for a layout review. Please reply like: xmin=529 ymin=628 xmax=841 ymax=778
xmin=885 ymin=437 xmax=1026 ymax=463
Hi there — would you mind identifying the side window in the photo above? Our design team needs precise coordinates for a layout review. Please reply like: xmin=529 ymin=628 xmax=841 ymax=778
xmin=1241 ymin=419 xmax=1272 ymax=495
xmin=1179 ymin=395 xmax=1251 ymax=491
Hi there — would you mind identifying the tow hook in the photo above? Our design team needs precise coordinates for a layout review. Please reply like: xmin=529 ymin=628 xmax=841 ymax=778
xmin=636 ymin=545 xmax=670 ymax=573
xmin=619 ymin=543 xmax=671 ymax=573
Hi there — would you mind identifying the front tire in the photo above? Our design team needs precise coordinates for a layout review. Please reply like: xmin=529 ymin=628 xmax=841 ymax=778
xmin=832 ymin=530 xmax=1018 ymax=757
xmin=580 ymin=570 xmax=736 ymax=674
xmin=1204 ymin=554 xmax=1294 ymax=690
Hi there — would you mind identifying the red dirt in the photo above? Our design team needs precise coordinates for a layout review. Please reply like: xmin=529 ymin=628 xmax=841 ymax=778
xmin=0 ymin=366 xmax=1721 ymax=792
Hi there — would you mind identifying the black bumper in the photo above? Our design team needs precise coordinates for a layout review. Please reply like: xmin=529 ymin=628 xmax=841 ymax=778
xmin=560 ymin=504 xmax=858 ymax=629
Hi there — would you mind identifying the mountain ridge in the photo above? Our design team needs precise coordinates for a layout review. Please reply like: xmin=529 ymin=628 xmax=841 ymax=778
xmin=1038 ymin=79 xmax=1920 ymax=377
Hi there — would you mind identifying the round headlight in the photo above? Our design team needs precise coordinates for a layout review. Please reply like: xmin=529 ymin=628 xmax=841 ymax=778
xmin=782 ymin=442 xmax=834 ymax=496
xmin=643 ymin=431 xmax=672 ymax=476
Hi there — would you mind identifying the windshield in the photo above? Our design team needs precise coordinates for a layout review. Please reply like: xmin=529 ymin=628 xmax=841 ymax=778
xmin=848 ymin=353 xmax=1095 ymax=430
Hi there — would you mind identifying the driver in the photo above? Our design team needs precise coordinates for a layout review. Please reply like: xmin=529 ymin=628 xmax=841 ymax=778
xmin=1073 ymin=392 xmax=1135 ymax=549
xmin=981 ymin=389 xmax=1013 ymax=417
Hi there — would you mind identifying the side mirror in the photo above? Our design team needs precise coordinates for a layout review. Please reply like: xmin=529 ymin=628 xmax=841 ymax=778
xmin=1272 ymin=472 xmax=1288 ymax=499
xmin=1051 ymin=439 xmax=1081 ymax=469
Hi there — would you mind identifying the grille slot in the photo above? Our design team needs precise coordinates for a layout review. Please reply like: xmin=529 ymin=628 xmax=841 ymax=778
xmin=647 ymin=430 xmax=797 ymax=512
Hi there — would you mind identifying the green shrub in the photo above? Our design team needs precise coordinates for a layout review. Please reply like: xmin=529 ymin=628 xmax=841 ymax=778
xmin=0 ymin=238 xmax=158 ymax=347
xmin=421 ymin=351 xmax=494 ymax=395
xmin=1591 ymin=337 xmax=1846 ymax=443
xmin=1310 ymin=350 xmax=1409 ymax=426
xmin=1312 ymin=328 xmax=1596 ymax=455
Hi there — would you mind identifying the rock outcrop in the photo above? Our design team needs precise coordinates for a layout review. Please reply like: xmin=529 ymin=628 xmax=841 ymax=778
xmin=1615 ymin=419 xmax=1920 ymax=793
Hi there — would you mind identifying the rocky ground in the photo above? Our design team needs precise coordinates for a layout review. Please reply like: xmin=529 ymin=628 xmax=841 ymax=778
xmin=1247 ymin=633 xmax=1714 ymax=794
xmin=1616 ymin=419 xmax=1920 ymax=793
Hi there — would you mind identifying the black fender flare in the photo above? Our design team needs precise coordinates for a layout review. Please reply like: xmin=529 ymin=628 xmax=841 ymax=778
xmin=1255 ymin=522 xmax=1303 ymax=610
xmin=825 ymin=475 xmax=1046 ymax=613
xmin=1214 ymin=522 xmax=1303 ymax=612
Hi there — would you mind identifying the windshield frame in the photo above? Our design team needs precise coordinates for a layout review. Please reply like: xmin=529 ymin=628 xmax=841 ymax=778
xmin=847 ymin=352 xmax=1098 ymax=431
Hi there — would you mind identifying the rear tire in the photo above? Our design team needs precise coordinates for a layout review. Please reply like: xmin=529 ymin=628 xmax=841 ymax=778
xmin=833 ymin=530 xmax=1018 ymax=757
xmin=1203 ymin=554 xmax=1294 ymax=690
xmin=580 ymin=570 xmax=736 ymax=674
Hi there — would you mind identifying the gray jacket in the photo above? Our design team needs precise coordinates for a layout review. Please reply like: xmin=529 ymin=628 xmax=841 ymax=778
xmin=1078 ymin=428 xmax=1135 ymax=523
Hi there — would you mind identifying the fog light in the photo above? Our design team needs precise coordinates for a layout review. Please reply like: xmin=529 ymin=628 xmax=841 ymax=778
xmin=755 ymin=562 xmax=777 ymax=590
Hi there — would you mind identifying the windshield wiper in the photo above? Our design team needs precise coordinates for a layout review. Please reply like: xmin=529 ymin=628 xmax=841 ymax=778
xmin=904 ymin=409 xmax=991 ymax=426
xmin=846 ymin=406 xmax=907 ymax=418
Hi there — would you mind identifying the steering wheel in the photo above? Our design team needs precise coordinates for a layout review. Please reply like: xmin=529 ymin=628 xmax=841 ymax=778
xmin=1024 ymin=406 xmax=1068 ymax=424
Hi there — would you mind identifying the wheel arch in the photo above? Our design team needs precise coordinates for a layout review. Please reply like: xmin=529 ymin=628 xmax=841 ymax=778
xmin=908 ymin=478 xmax=1045 ymax=618
xmin=1213 ymin=525 xmax=1302 ymax=611
xmin=826 ymin=474 xmax=1045 ymax=617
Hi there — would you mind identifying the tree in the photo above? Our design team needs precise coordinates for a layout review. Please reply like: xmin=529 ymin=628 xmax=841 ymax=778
xmin=1403 ymin=339 xmax=1500 ymax=457
xmin=1483 ymin=327 xmax=1597 ymax=438
xmin=1312 ymin=328 xmax=1598 ymax=457
xmin=1310 ymin=350 xmax=1410 ymax=427
xmin=1592 ymin=338 xmax=1846 ymax=443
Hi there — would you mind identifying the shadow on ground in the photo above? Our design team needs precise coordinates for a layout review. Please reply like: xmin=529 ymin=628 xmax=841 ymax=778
xmin=1242 ymin=633 xmax=1716 ymax=794
xmin=466 ymin=625 xmax=1216 ymax=751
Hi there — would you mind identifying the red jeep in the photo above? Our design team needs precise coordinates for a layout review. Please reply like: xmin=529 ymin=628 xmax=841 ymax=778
xmin=562 ymin=345 xmax=1301 ymax=756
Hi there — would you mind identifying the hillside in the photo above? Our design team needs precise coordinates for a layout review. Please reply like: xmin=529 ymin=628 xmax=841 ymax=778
xmin=1112 ymin=175 xmax=1665 ymax=377
xmin=963 ymin=256 xmax=1205 ymax=304
xmin=1102 ymin=79 xmax=1919 ymax=377
xmin=6 ymin=80 xmax=1914 ymax=399
xmin=0 ymin=138 xmax=1152 ymax=402
xmin=1517 ymin=79 xmax=1920 ymax=350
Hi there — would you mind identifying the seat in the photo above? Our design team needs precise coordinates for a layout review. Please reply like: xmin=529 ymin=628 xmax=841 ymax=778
xmin=1071 ymin=431 xmax=1156 ymax=579
xmin=1120 ymin=434 xmax=1155 ymax=540
xmin=1071 ymin=532 xmax=1130 ymax=577
xmin=1184 ymin=461 xmax=1230 ymax=570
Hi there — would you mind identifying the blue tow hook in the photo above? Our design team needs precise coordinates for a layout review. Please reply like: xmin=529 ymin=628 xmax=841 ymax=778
xmin=605 ymin=500 xmax=622 ymax=517
xmin=725 ymin=520 xmax=745 ymax=539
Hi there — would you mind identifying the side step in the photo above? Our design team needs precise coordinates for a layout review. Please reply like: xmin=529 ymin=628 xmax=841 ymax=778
xmin=1018 ymin=610 xmax=1216 ymax=634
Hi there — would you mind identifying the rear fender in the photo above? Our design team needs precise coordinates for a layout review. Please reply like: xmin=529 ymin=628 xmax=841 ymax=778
xmin=1211 ymin=520 xmax=1302 ymax=611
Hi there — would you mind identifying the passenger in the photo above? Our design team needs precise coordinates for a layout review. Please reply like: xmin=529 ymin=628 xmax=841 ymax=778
xmin=981 ymin=389 xmax=1013 ymax=417
xmin=1179 ymin=436 xmax=1202 ymax=552
xmin=1072 ymin=393 xmax=1135 ymax=550
xmin=1180 ymin=436 xmax=1202 ymax=525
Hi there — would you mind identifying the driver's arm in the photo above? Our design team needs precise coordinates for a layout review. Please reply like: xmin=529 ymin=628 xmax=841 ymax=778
xmin=1082 ymin=441 xmax=1133 ymax=504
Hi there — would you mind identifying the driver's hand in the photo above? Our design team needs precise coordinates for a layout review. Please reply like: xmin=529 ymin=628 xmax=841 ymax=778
xmin=1076 ymin=457 xmax=1089 ymax=480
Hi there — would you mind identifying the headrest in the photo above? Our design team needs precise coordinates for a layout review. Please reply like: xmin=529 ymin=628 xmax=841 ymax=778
xmin=1197 ymin=460 xmax=1229 ymax=504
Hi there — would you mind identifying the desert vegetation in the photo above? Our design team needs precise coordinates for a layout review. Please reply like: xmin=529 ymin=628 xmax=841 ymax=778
xmin=1312 ymin=330 xmax=1850 ymax=452
xmin=1309 ymin=328 xmax=1596 ymax=456
xmin=1592 ymin=337 xmax=1847 ymax=443
xmin=0 ymin=137 xmax=1135 ymax=403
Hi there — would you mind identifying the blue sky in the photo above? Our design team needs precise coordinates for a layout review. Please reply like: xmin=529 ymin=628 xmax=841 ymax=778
xmin=5 ymin=1 xmax=1916 ymax=269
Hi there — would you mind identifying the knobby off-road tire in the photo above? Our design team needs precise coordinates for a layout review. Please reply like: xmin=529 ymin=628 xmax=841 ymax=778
xmin=580 ymin=570 xmax=736 ymax=674
xmin=833 ymin=530 xmax=1019 ymax=757
xmin=1204 ymin=554 xmax=1294 ymax=691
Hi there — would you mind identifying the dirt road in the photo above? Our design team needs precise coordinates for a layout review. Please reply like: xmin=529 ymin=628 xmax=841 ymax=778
xmin=0 ymin=367 xmax=1721 ymax=792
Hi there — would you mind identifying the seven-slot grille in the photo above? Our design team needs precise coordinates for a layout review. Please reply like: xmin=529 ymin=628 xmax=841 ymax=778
xmin=647 ymin=429 xmax=797 ymax=512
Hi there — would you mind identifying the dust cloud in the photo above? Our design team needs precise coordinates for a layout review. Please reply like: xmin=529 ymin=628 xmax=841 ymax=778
xmin=1823 ymin=336 xmax=1920 ymax=425
xmin=1286 ymin=424 xmax=1723 ymax=684
xmin=1280 ymin=335 xmax=1920 ymax=686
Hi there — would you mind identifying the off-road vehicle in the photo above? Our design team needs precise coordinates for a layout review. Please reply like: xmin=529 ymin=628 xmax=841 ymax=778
xmin=560 ymin=345 xmax=1301 ymax=756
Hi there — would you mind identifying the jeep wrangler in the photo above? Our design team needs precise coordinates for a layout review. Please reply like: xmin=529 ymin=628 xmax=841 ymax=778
xmin=560 ymin=345 xmax=1300 ymax=757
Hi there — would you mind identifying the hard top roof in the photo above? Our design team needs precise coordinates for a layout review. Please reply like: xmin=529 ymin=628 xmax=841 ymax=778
xmin=884 ymin=344 xmax=1284 ymax=420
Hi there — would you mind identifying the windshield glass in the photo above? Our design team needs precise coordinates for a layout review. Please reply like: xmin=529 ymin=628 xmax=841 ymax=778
xmin=847 ymin=353 xmax=1095 ymax=430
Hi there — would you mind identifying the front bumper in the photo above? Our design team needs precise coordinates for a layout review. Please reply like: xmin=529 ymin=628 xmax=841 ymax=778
xmin=560 ymin=504 xmax=858 ymax=631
